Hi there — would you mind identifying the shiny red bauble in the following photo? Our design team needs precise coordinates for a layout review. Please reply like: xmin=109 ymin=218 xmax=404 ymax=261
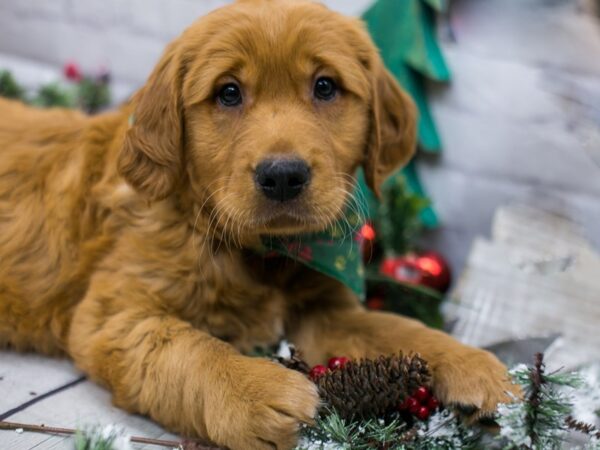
xmin=380 ymin=250 xmax=451 ymax=293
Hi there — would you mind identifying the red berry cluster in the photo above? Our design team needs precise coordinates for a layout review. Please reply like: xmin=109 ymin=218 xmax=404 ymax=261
xmin=309 ymin=356 xmax=350 ymax=380
xmin=398 ymin=386 xmax=439 ymax=420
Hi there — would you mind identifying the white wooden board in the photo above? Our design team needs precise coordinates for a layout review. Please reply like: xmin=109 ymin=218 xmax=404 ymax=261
xmin=0 ymin=376 xmax=179 ymax=450
xmin=0 ymin=352 xmax=180 ymax=449
xmin=0 ymin=352 xmax=81 ymax=415
xmin=447 ymin=204 xmax=600 ymax=369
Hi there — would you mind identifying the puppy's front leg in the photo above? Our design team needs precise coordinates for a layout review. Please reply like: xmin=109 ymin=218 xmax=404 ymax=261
xmin=290 ymin=303 xmax=515 ymax=420
xmin=68 ymin=285 xmax=318 ymax=450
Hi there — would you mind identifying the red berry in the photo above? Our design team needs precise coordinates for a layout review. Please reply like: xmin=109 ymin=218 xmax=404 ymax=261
xmin=309 ymin=365 xmax=328 ymax=380
xmin=64 ymin=62 xmax=82 ymax=81
xmin=427 ymin=397 xmax=440 ymax=411
xmin=328 ymin=356 xmax=350 ymax=370
xmin=399 ymin=396 xmax=416 ymax=411
xmin=414 ymin=386 xmax=430 ymax=402
xmin=416 ymin=406 xmax=430 ymax=420
xmin=406 ymin=397 xmax=420 ymax=414
xmin=366 ymin=297 xmax=385 ymax=310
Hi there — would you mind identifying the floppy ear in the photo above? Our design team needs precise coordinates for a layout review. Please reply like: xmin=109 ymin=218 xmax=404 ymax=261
xmin=363 ymin=62 xmax=417 ymax=197
xmin=118 ymin=41 xmax=184 ymax=200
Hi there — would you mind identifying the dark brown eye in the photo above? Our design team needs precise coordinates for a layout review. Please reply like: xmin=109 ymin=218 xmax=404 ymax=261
xmin=217 ymin=83 xmax=242 ymax=107
xmin=314 ymin=77 xmax=337 ymax=101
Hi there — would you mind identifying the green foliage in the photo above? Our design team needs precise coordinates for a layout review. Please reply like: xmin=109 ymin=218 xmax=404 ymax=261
xmin=365 ymin=276 xmax=444 ymax=328
xmin=298 ymin=355 xmax=600 ymax=450
xmin=496 ymin=358 xmax=584 ymax=450
xmin=297 ymin=409 xmax=482 ymax=450
xmin=74 ymin=427 xmax=119 ymax=450
xmin=0 ymin=70 xmax=26 ymax=100
xmin=32 ymin=82 xmax=76 ymax=108
xmin=77 ymin=77 xmax=111 ymax=113
xmin=297 ymin=411 xmax=412 ymax=449
xmin=0 ymin=69 xmax=111 ymax=113
xmin=377 ymin=173 xmax=430 ymax=257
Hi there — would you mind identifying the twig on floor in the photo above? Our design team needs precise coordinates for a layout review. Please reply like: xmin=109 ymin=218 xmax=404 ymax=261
xmin=0 ymin=420 xmax=222 ymax=449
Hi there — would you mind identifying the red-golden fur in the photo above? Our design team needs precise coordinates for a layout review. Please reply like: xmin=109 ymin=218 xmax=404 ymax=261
xmin=0 ymin=1 xmax=514 ymax=448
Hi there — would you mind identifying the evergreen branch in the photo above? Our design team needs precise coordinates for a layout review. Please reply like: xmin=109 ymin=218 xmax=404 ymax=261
xmin=526 ymin=352 xmax=546 ymax=448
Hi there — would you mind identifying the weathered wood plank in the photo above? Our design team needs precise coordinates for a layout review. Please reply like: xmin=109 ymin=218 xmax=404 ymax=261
xmin=0 ymin=352 xmax=81 ymax=416
xmin=1 ymin=378 xmax=179 ymax=450
xmin=448 ymin=205 xmax=600 ymax=369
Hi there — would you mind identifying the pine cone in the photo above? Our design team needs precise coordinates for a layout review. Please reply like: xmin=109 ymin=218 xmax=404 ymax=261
xmin=275 ymin=346 xmax=311 ymax=375
xmin=315 ymin=353 xmax=431 ymax=420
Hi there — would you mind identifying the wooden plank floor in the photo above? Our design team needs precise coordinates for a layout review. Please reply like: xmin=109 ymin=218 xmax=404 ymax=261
xmin=0 ymin=354 xmax=179 ymax=449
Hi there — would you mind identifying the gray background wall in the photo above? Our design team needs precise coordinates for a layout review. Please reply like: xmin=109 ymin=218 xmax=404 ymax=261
xmin=0 ymin=0 xmax=599 ymax=273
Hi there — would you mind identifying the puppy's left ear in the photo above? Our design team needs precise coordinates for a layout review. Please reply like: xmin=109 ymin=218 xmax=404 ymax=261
xmin=363 ymin=62 xmax=417 ymax=197
xmin=118 ymin=41 xmax=184 ymax=200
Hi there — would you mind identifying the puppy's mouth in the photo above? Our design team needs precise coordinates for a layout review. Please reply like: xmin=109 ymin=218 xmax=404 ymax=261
xmin=254 ymin=200 xmax=327 ymax=235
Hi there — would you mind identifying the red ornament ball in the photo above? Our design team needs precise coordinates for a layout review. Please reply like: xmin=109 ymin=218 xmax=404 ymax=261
xmin=414 ymin=251 xmax=451 ymax=293
xmin=64 ymin=62 xmax=82 ymax=82
xmin=309 ymin=365 xmax=328 ymax=380
xmin=413 ymin=386 xmax=431 ymax=402
xmin=380 ymin=254 xmax=423 ymax=284
xmin=416 ymin=406 xmax=430 ymax=421
xmin=380 ymin=250 xmax=452 ymax=293
xmin=327 ymin=356 xmax=350 ymax=370
xmin=380 ymin=257 xmax=400 ymax=278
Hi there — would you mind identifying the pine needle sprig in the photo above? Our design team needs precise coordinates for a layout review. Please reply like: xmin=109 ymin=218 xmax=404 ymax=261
xmin=496 ymin=353 xmax=584 ymax=450
xmin=565 ymin=415 xmax=600 ymax=439
xmin=298 ymin=409 xmax=413 ymax=450
xmin=525 ymin=352 xmax=546 ymax=447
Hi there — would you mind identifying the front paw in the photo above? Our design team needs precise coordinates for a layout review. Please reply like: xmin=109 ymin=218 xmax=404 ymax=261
xmin=431 ymin=348 xmax=518 ymax=421
xmin=205 ymin=355 xmax=319 ymax=450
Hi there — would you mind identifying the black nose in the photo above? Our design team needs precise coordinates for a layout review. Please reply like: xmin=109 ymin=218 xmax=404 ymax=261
xmin=255 ymin=158 xmax=311 ymax=202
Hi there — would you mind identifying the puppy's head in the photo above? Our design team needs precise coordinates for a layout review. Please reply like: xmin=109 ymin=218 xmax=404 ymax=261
xmin=119 ymin=0 xmax=416 ymax=237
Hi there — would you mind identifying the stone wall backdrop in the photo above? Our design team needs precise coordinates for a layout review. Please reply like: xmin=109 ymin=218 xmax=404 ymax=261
xmin=0 ymin=0 xmax=599 ymax=273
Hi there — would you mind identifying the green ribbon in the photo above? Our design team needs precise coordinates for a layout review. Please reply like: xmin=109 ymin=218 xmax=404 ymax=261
xmin=260 ymin=180 xmax=369 ymax=299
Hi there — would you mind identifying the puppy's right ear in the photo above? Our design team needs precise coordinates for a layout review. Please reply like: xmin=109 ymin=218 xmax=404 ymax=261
xmin=118 ymin=41 xmax=184 ymax=200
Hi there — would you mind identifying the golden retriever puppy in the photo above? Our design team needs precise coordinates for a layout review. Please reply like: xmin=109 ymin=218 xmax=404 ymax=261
xmin=0 ymin=0 xmax=513 ymax=448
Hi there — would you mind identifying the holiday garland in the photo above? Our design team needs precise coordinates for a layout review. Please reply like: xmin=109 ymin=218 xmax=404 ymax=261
xmin=0 ymin=63 xmax=110 ymax=114
xmin=3 ymin=353 xmax=599 ymax=449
